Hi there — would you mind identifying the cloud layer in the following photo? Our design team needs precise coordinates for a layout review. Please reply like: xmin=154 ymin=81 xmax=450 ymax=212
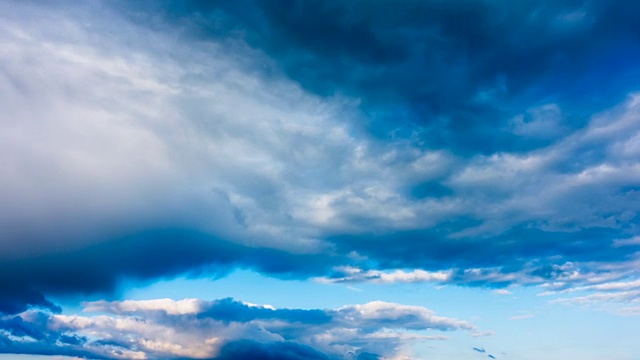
xmin=1 ymin=0 xmax=640 ymax=327
xmin=0 ymin=298 xmax=475 ymax=359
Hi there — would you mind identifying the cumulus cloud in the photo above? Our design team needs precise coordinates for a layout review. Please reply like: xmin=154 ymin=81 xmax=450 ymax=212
xmin=0 ymin=298 xmax=478 ymax=360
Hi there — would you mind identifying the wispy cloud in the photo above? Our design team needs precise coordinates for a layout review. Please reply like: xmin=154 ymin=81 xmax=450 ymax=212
xmin=508 ymin=314 xmax=535 ymax=320
xmin=493 ymin=289 xmax=513 ymax=295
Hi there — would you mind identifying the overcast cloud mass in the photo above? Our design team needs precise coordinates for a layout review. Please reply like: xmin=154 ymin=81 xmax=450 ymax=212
xmin=1 ymin=0 xmax=640 ymax=359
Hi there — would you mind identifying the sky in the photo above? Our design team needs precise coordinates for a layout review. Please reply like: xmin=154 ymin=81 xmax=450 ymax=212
xmin=1 ymin=0 xmax=640 ymax=359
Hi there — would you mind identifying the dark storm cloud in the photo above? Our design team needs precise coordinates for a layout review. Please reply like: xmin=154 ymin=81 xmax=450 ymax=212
xmin=0 ymin=287 xmax=60 ymax=315
xmin=130 ymin=0 xmax=640 ymax=153
xmin=0 ymin=230 xmax=339 ymax=314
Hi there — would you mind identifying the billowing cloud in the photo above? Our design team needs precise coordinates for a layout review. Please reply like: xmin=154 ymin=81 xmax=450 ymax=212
xmin=1 ymin=0 xmax=639 ymax=322
xmin=0 ymin=298 xmax=477 ymax=359
xmin=1 ymin=0 xmax=354 ymax=310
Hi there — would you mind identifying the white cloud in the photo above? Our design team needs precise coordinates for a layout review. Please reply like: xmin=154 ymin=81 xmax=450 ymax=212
xmin=316 ymin=267 xmax=453 ymax=284
xmin=551 ymin=290 xmax=640 ymax=305
xmin=336 ymin=301 xmax=476 ymax=331
xmin=471 ymin=331 xmax=495 ymax=337
xmin=541 ymin=279 xmax=640 ymax=296
xmin=0 ymin=0 xmax=364 ymax=256
xmin=3 ymin=298 xmax=479 ymax=360
xmin=83 ymin=298 xmax=205 ymax=315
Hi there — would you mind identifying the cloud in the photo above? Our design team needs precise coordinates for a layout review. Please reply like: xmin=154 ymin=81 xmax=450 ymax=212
xmin=327 ymin=94 xmax=640 ymax=287
xmin=146 ymin=0 xmax=640 ymax=153
xmin=0 ymin=229 xmax=340 ymax=315
xmin=509 ymin=104 xmax=567 ymax=139
xmin=538 ymin=268 xmax=640 ymax=309
xmin=493 ymin=289 xmax=512 ymax=295
xmin=552 ymin=290 xmax=640 ymax=305
xmin=541 ymin=279 xmax=640 ymax=296
xmin=613 ymin=236 xmax=640 ymax=247
xmin=616 ymin=307 xmax=640 ymax=316
xmin=1 ymin=0 xmax=640 ymax=316
xmin=1 ymin=0 xmax=353 ymax=311
xmin=0 ymin=288 xmax=61 ymax=315
xmin=0 ymin=298 xmax=477 ymax=360
xmin=471 ymin=331 xmax=495 ymax=338
xmin=316 ymin=267 xmax=453 ymax=284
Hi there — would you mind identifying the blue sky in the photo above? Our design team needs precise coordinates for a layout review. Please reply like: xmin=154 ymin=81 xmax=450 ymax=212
xmin=1 ymin=0 xmax=640 ymax=359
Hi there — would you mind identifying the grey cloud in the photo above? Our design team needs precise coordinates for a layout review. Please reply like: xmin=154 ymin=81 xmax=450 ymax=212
xmin=0 ymin=229 xmax=340 ymax=316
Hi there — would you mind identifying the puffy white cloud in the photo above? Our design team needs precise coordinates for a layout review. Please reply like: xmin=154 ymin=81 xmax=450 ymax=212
xmin=1 ymin=298 xmax=479 ymax=360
